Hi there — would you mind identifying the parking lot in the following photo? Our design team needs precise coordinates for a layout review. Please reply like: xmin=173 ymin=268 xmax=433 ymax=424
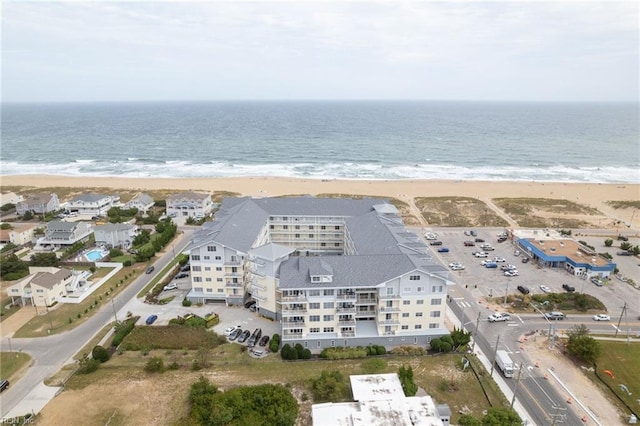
xmin=420 ymin=227 xmax=640 ymax=318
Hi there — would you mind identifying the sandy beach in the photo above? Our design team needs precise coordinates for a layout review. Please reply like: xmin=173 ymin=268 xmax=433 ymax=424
xmin=1 ymin=175 xmax=638 ymax=228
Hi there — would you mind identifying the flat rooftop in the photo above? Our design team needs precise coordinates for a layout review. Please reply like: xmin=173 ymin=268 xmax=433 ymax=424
xmin=525 ymin=238 xmax=611 ymax=267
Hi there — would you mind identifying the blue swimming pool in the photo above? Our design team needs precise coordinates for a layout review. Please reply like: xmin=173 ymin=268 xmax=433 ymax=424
xmin=85 ymin=250 xmax=105 ymax=262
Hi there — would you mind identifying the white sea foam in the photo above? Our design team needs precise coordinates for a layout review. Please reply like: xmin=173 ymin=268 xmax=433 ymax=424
xmin=1 ymin=160 xmax=637 ymax=183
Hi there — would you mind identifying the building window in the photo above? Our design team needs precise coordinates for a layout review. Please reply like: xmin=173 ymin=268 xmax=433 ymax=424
xmin=404 ymin=287 xmax=411 ymax=292
xmin=207 ymin=246 xmax=216 ymax=252
xmin=323 ymin=289 xmax=334 ymax=296
xmin=309 ymin=303 xmax=320 ymax=309
xmin=334 ymin=243 xmax=340 ymax=247
xmin=270 ymin=225 xmax=274 ymax=229
xmin=403 ymin=300 xmax=410 ymax=305
xmin=283 ymin=225 xmax=288 ymax=230
xmin=36 ymin=289 xmax=44 ymax=293
xmin=416 ymin=312 xmax=423 ymax=317
xmin=325 ymin=328 xmax=335 ymax=333
xmin=216 ymin=267 xmax=222 ymax=271
xmin=295 ymin=225 xmax=300 ymax=230
xmin=312 ymin=276 xmax=320 ymax=282
xmin=205 ymin=278 xmax=212 ymax=282
xmin=321 ymin=225 xmax=326 ymax=230
xmin=321 ymin=242 xmax=326 ymax=247
xmin=309 ymin=315 xmax=320 ymax=322
xmin=192 ymin=266 xmax=201 ymax=271
xmin=431 ymin=298 xmax=442 ymax=305
xmin=402 ymin=313 xmax=409 ymax=318
xmin=309 ymin=234 xmax=314 ymax=238
xmin=430 ymin=311 xmax=441 ymax=317
xmin=309 ymin=290 xmax=320 ymax=297
xmin=324 ymin=302 xmax=334 ymax=309
xmin=206 ymin=288 xmax=213 ymax=293
xmin=409 ymin=275 xmax=421 ymax=281
xmin=203 ymin=256 xmax=210 ymax=260
xmin=295 ymin=233 xmax=300 ymax=238
xmin=310 ymin=328 xmax=320 ymax=333
xmin=215 ymin=256 xmax=222 ymax=260
xmin=386 ymin=301 xmax=393 ymax=307
xmin=415 ymin=324 xmax=422 ymax=329
xmin=204 ymin=267 xmax=211 ymax=271
xmin=431 ymin=285 xmax=444 ymax=292
xmin=417 ymin=286 xmax=425 ymax=292
xmin=387 ymin=287 xmax=394 ymax=295
xmin=335 ymin=226 xmax=340 ymax=230
xmin=401 ymin=325 xmax=409 ymax=330
xmin=193 ymin=277 xmax=202 ymax=282
xmin=194 ymin=287 xmax=203 ymax=292
xmin=191 ymin=255 xmax=200 ymax=261
xmin=417 ymin=300 xmax=424 ymax=305
xmin=217 ymin=278 xmax=223 ymax=282
xmin=323 ymin=315 xmax=334 ymax=321
xmin=429 ymin=323 xmax=438 ymax=329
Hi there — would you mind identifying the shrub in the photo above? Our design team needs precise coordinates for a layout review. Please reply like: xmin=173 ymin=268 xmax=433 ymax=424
xmin=78 ymin=357 xmax=100 ymax=374
xmin=144 ymin=356 xmax=165 ymax=373
xmin=123 ymin=260 xmax=133 ymax=267
xmin=112 ymin=317 xmax=137 ymax=347
xmin=320 ymin=346 xmax=368 ymax=360
xmin=168 ymin=361 xmax=180 ymax=370
xmin=182 ymin=298 xmax=192 ymax=307
xmin=92 ymin=345 xmax=110 ymax=363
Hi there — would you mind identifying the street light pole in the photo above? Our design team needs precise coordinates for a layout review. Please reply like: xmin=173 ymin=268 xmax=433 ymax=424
xmin=531 ymin=303 xmax=553 ymax=348
xmin=470 ymin=311 xmax=482 ymax=354
xmin=510 ymin=363 xmax=523 ymax=408
xmin=504 ymin=281 xmax=509 ymax=307
xmin=111 ymin=297 xmax=118 ymax=323
xmin=45 ymin=298 xmax=54 ymax=332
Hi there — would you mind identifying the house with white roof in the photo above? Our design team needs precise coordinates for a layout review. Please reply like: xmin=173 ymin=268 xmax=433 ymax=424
xmin=124 ymin=193 xmax=155 ymax=214
xmin=0 ymin=222 xmax=39 ymax=246
xmin=94 ymin=223 xmax=138 ymax=248
xmin=0 ymin=192 xmax=24 ymax=206
xmin=312 ymin=373 xmax=449 ymax=426
xmin=37 ymin=220 xmax=93 ymax=248
xmin=186 ymin=197 xmax=450 ymax=348
xmin=16 ymin=193 xmax=60 ymax=215
xmin=65 ymin=193 xmax=117 ymax=217
xmin=166 ymin=191 xmax=213 ymax=219
xmin=6 ymin=267 xmax=74 ymax=307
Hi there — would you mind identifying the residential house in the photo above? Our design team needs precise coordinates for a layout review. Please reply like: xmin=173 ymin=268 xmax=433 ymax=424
xmin=37 ymin=220 xmax=93 ymax=248
xmin=16 ymin=193 xmax=60 ymax=215
xmin=6 ymin=267 xmax=74 ymax=307
xmin=124 ymin=193 xmax=155 ymax=214
xmin=0 ymin=222 xmax=39 ymax=246
xmin=65 ymin=193 xmax=117 ymax=217
xmin=0 ymin=192 xmax=24 ymax=206
xmin=94 ymin=223 xmax=138 ymax=248
xmin=186 ymin=197 xmax=450 ymax=349
xmin=166 ymin=192 xmax=213 ymax=219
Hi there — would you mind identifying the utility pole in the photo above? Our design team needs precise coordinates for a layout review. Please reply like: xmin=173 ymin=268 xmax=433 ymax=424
xmin=470 ymin=311 xmax=482 ymax=354
xmin=489 ymin=334 xmax=500 ymax=377
xmin=45 ymin=299 xmax=54 ymax=332
xmin=504 ymin=281 xmax=509 ymax=306
xmin=7 ymin=337 xmax=12 ymax=353
xmin=510 ymin=364 xmax=524 ymax=408
xmin=615 ymin=302 xmax=627 ymax=338
xmin=111 ymin=297 xmax=118 ymax=323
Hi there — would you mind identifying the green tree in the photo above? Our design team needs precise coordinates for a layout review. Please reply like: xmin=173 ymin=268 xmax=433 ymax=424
xmin=311 ymin=371 xmax=349 ymax=403
xmin=22 ymin=211 xmax=34 ymax=220
xmin=0 ymin=223 xmax=13 ymax=230
xmin=398 ymin=365 xmax=418 ymax=396
xmin=91 ymin=345 xmax=110 ymax=363
xmin=459 ymin=414 xmax=482 ymax=426
xmin=30 ymin=252 xmax=60 ymax=267
xmin=633 ymin=245 xmax=640 ymax=256
xmin=0 ymin=254 xmax=29 ymax=280
xmin=481 ymin=407 xmax=521 ymax=426
xmin=620 ymin=242 xmax=632 ymax=251
xmin=566 ymin=324 xmax=601 ymax=364
xmin=604 ymin=239 xmax=613 ymax=247
xmin=451 ymin=326 xmax=472 ymax=349
xmin=0 ymin=203 xmax=15 ymax=212
xmin=189 ymin=375 xmax=219 ymax=424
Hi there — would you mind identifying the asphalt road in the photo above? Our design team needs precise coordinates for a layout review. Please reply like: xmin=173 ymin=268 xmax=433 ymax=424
xmin=0 ymin=229 xmax=194 ymax=418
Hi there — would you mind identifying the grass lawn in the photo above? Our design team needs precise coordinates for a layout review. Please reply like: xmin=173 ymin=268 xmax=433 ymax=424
xmin=586 ymin=342 xmax=640 ymax=416
xmin=13 ymin=264 xmax=144 ymax=338
xmin=0 ymin=351 xmax=32 ymax=381
xmin=59 ymin=343 xmax=508 ymax=425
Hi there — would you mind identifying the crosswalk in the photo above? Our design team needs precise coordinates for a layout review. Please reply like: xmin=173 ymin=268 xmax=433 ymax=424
xmin=454 ymin=297 xmax=472 ymax=308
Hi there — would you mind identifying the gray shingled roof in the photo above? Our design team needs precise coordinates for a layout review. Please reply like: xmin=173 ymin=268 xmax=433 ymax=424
xmin=47 ymin=221 xmax=78 ymax=231
xmin=31 ymin=269 xmax=72 ymax=289
xmin=70 ymin=193 xmax=108 ymax=203
xmin=279 ymin=255 xmax=420 ymax=289
xmin=130 ymin=193 xmax=154 ymax=205
xmin=249 ymin=196 xmax=382 ymax=216
xmin=95 ymin=223 xmax=134 ymax=232
xmin=167 ymin=191 xmax=210 ymax=201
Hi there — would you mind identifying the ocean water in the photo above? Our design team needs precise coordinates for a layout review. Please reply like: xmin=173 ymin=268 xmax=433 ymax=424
xmin=1 ymin=101 xmax=638 ymax=183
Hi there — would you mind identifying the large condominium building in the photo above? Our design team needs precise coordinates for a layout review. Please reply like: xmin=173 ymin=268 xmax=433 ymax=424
xmin=186 ymin=197 xmax=450 ymax=348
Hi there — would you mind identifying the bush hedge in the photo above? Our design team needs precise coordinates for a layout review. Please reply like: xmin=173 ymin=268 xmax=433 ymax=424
xmin=111 ymin=317 xmax=138 ymax=348
xmin=92 ymin=345 xmax=110 ymax=363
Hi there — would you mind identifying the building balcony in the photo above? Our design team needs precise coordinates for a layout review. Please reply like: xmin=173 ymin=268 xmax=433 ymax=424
xmin=336 ymin=306 xmax=356 ymax=314
xmin=253 ymin=293 xmax=266 ymax=302
xmin=224 ymin=272 xmax=243 ymax=278
xmin=248 ymin=256 xmax=265 ymax=266
xmin=282 ymin=333 xmax=305 ymax=340
xmin=378 ymin=319 xmax=400 ymax=325
xmin=340 ymin=332 xmax=356 ymax=338
xmin=226 ymin=259 xmax=242 ymax=265
xmin=338 ymin=320 xmax=356 ymax=327
xmin=383 ymin=331 xmax=397 ymax=336
xmin=250 ymin=282 xmax=266 ymax=291
xmin=379 ymin=294 xmax=402 ymax=300
xmin=225 ymin=282 xmax=243 ymax=288
xmin=355 ymin=298 xmax=377 ymax=306
xmin=282 ymin=308 xmax=308 ymax=316
xmin=336 ymin=293 xmax=357 ymax=301
xmin=355 ymin=310 xmax=376 ymax=318
xmin=282 ymin=320 xmax=306 ymax=328
xmin=280 ymin=295 xmax=307 ymax=303
xmin=379 ymin=306 xmax=401 ymax=312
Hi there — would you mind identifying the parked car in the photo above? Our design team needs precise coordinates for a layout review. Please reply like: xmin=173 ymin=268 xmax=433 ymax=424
xmin=464 ymin=241 xmax=476 ymax=247
xmin=175 ymin=272 xmax=189 ymax=279
xmin=244 ymin=300 xmax=256 ymax=309
xmin=617 ymin=235 xmax=629 ymax=241
xmin=258 ymin=335 xmax=270 ymax=347
xmin=251 ymin=349 xmax=264 ymax=357
xmin=163 ymin=283 xmax=178 ymax=291
xmin=145 ymin=266 xmax=155 ymax=274
xmin=521 ymin=257 xmax=530 ymax=263
xmin=180 ymin=264 xmax=191 ymax=272
xmin=545 ymin=311 xmax=565 ymax=320
xmin=224 ymin=326 xmax=238 ymax=336
xmin=145 ymin=314 xmax=158 ymax=325
xmin=474 ymin=251 xmax=488 ymax=258
xmin=424 ymin=232 xmax=437 ymax=240
xmin=449 ymin=262 xmax=465 ymax=271
xmin=237 ymin=330 xmax=251 ymax=343
xmin=504 ymin=270 xmax=519 ymax=277
xmin=513 ymin=250 xmax=521 ymax=256
xmin=501 ymin=264 xmax=517 ymax=271
xmin=617 ymin=251 xmax=633 ymax=256
xmin=493 ymin=257 xmax=506 ymax=263
xmin=593 ymin=314 xmax=610 ymax=321
xmin=497 ymin=236 xmax=508 ymax=243
xmin=248 ymin=328 xmax=263 ymax=346
xmin=0 ymin=379 xmax=9 ymax=393
xmin=590 ymin=277 xmax=604 ymax=287
xmin=484 ymin=262 xmax=498 ymax=269
xmin=488 ymin=312 xmax=511 ymax=322
xmin=474 ymin=238 xmax=485 ymax=243
xmin=562 ymin=284 xmax=575 ymax=292
xmin=517 ymin=285 xmax=530 ymax=294
xmin=470 ymin=230 xmax=477 ymax=236
xmin=539 ymin=285 xmax=551 ymax=293
xmin=437 ymin=247 xmax=450 ymax=253
xmin=429 ymin=241 xmax=443 ymax=246
xmin=228 ymin=328 xmax=242 ymax=341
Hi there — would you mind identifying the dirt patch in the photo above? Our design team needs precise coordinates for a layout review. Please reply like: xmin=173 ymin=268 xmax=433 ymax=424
xmin=415 ymin=197 xmax=509 ymax=227
xmin=522 ymin=335 xmax=625 ymax=426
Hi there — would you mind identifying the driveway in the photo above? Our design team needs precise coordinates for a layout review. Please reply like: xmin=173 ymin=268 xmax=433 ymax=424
xmin=1 ymin=306 xmax=37 ymax=338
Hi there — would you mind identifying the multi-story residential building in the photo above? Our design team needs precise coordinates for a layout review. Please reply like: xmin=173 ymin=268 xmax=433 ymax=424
xmin=166 ymin=191 xmax=213 ymax=218
xmin=65 ymin=193 xmax=117 ymax=217
xmin=36 ymin=221 xmax=93 ymax=248
xmin=6 ymin=267 xmax=74 ymax=307
xmin=124 ymin=193 xmax=155 ymax=214
xmin=186 ymin=197 xmax=450 ymax=349
xmin=0 ymin=192 xmax=24 ymax=207
xmin=16 ymin=193 xmax=60 ymax=215
xmin=94 ymin=223 xmax=138 ymax=248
